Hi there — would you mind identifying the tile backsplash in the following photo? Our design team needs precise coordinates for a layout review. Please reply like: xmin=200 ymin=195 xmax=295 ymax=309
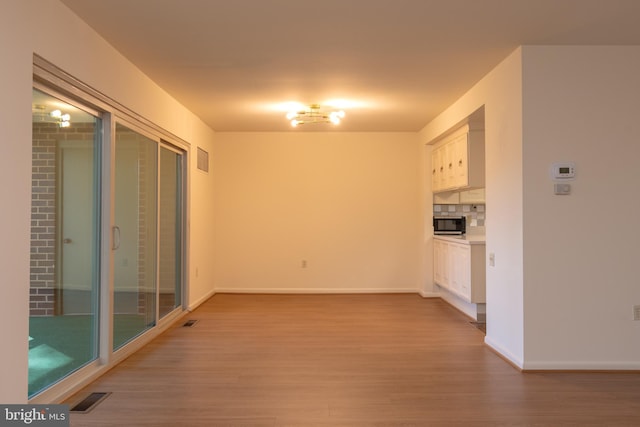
xmin=433 ymin=204 xmax=486 ymax=229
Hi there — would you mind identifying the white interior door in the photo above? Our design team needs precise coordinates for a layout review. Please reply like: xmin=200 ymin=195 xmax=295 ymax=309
xmin=58 ymin=141 xmax=96 ymax=315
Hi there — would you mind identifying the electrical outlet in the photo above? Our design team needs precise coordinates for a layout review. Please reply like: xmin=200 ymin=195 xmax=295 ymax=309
xmin=633 ymin=305 xmax=640 ymax=321
xmin=489 ymin=253 xmax=495 ymax=267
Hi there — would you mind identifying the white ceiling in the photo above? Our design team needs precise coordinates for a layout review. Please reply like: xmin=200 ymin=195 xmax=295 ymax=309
xmin=60 ymin=0 xmax=640 ymax=132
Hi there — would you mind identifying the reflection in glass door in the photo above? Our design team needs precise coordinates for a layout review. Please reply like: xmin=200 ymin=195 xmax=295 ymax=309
xmin=29 ymin=89 xmax=101 ymax=397
xmin=113 ymin=124 xmax=158 ymax=350
xmin=158 ymin=146 xmax=183 ymax=318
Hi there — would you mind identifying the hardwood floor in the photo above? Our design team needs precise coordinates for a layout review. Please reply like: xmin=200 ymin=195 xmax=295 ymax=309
xmin=66 ymin=294 xmax=640 ymax=426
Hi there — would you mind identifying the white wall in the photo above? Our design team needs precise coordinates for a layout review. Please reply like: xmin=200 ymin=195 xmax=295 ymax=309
xmin=0 ymin=2 xmax=33 ymax=404
xmin=212 ymin=132 xmax=422 ymax=293
xmin=521 ymin=46 xmax=640 ymax=369
xmin=0 ymin=0 xmax=215 ymax=402
xmin=422 ymin=45 xmax=640 ymax=370
xmin=420 ymin=49 xmax=526 ymax=367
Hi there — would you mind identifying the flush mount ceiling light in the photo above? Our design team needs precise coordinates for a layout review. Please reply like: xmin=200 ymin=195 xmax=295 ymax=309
xmin=286 ymin=104 xmax=345 ymax=127
xmin=33 ymin=105 xmax=71 ymax=128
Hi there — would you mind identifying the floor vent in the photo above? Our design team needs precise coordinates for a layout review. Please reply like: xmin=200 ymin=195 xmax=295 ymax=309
xmin=183 ymin=319 xmax=199 ymax=327
xmin=70 ymin=392 xmax=111 ymax=413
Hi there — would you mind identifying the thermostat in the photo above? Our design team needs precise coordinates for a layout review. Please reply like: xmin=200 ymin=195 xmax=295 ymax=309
xmin=551 ymin=162 xmax=575 ymax=180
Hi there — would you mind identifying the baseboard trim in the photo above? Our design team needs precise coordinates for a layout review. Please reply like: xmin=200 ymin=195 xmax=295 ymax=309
xmin=484 ymin=336 xmax=524 ymax=371
xmin=484 ymin=338 xmax=640 ymax=371
xmin=419 ymin=290 xmax=440 ymax=298
xmin=187 ymin=288 xmax=216 ymax=311
xmin=213 ymin=287 xmax=418 ymax=295
xmin=521 ymin=361 xmax=640 ymax=371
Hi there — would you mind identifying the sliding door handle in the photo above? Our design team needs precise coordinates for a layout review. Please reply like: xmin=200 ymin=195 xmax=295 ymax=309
xmin=112 ymin=226 xmax=121 ymax=250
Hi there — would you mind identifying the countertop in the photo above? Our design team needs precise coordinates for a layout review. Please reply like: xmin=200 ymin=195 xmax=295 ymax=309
xmin=433 ymin=234 xmax=486 ymax=245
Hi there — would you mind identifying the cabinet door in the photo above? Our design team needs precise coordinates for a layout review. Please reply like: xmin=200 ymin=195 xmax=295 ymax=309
xmin=444 ymin=142 xmax=455 ymax=190
xmin=437 ymin=146 xmax=447 ymax=191
xmin=457 ymin=245 xmax=471 ymax=301
xmin=433 ymin=239 xmax=450 ymax=289
xmin=449 ymin=243 xmax=471 ymax=301
xmin=433 ymin=240 xmax=442 ymax=284
xmin=431 ymin=147 xmax=441 ymax=192
xmin=453 ymin=134 xmax=468 ymax=188
xmin=442 ymin=242 xmax=450 ymax=287
xmin=449 ymin=243 xmax=462 ymax=294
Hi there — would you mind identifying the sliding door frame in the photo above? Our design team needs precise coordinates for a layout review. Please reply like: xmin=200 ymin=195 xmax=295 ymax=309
xmin=31 ymin=55 xmax=190 ymax=404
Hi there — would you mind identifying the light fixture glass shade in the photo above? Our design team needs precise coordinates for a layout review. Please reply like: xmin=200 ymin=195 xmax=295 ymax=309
xmin=286 ymin=104 xmax=346 ymax=126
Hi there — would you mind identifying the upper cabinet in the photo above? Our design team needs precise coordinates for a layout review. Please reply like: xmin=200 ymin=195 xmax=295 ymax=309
xmin=431 ymin=125 xmax=485 ymax=193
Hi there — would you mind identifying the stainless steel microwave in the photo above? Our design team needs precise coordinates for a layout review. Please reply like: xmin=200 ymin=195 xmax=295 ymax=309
xmin=433 ymin=216 xmax=466 ymax=235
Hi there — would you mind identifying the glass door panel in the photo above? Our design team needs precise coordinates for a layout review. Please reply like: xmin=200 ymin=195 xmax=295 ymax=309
xmin=158 ymin=146 xmax=183 ymax=318
xmin=29 ymin=89 xmax=101 ymax=397
xmin=113 ymin=124 xmax=158 ymax=350
xmin=29 ymin=79 xmax=188 ymax=399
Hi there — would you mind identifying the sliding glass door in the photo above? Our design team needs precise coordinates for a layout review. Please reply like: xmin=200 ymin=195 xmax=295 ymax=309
xmin=29 ymin=89 xmax=101 ymax=396
xmin=158 ymin=146 xmax=183 ymax=318
xmin=113 ymin=124 xmax=158 ymax=350
xmin=29 ymin=82 xmax=186 ymax=399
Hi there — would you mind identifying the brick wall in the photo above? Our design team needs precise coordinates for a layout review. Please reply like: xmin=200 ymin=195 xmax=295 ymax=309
xmin=30 ymin=123 xmax=58 ymax=316
xmin=30 ymin=122 xmax=96 ymax=316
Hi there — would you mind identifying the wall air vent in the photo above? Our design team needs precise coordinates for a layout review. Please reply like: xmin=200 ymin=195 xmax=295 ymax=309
xmin=197 ymin=147 xmax=209 ymax=172
xmin=634 ymin=305 xmax=640 ymax=321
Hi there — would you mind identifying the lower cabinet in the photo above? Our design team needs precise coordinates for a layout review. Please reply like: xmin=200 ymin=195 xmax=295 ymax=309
xmin=433 ymin=238 xmax=485 ymax=303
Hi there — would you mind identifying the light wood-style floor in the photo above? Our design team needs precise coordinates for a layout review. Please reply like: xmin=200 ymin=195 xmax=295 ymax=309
xmin=67 ymin=294 xmax=640 ymax=426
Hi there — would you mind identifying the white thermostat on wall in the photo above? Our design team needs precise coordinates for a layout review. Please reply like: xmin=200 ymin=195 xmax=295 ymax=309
xmin=551 ymin=162 xmax=576 ymax=180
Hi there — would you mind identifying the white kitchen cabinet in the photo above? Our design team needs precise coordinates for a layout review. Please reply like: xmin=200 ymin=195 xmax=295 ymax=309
xmin=451 ymin=132 xmax=468 ymax=188
xmin=431 ymin=125 xmax=484 ymax=193
xmin=433 ymin=239 xmax=449 ymax=286
xmin=431 ymin=144 xmax=445 ymax=191
xmin=433 ymin=236 xmax=485 ymax=304
xmin=449 ymin=243 xmax=468 ymax=297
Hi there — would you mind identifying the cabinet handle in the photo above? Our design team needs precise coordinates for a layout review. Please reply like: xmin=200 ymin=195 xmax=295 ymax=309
xmin=459 ymin=159 xmax=463 ymax=166
xmin=449 ymin=162 xmax=452 ymax=169
xmin=432 ymin=169 xmax=436 ymax=175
